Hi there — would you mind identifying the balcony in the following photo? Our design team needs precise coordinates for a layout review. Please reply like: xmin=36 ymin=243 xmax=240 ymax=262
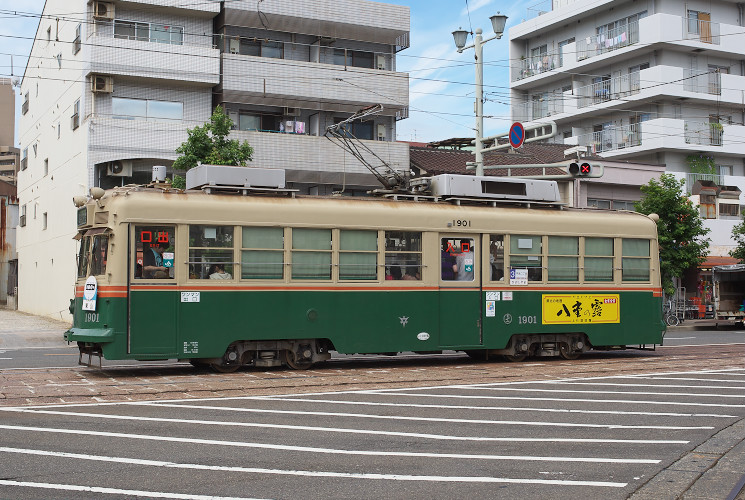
xmin=573 ymin=118 xmax=745 ymax=158
xmin=576 ymin=21 xmax=639 ymax=61
xmin=685 ymin=122 xmax=723 ymax=147
xmin=684 ymin=70 xmax=721 ymax=95
xmin=223 ymin=0 xmax=409 ymax=48
xmin=575 ymin=124 xmax=642 ymax=154
xmin=525 ymin=0 xmax=580 ymax=20
xmin=683 ymin=17 xmax=720 ymax=45
xmin=221 ymin=54 xmax=408 ymax=115
xmin=576 ymin=73 xmax=639 ymax=109
xmin=514 ymin=53 xmax=561 ymax=81
xmin=87 ymin=33 xmax=220 ymax=85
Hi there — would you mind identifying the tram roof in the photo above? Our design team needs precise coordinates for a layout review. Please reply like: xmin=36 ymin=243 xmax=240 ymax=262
xmin=92 ymin=186 xmax=658 ymax=238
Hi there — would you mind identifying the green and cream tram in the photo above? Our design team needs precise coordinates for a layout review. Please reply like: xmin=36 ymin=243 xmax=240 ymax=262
xmin=67 ymin=178 xmax=664 ymax=371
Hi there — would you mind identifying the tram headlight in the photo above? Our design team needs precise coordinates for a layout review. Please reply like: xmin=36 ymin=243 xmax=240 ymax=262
xmin=90 ymin=187 xmax=105 ymax=200
xmin=72 ymin=195 xmax=88 ymax=207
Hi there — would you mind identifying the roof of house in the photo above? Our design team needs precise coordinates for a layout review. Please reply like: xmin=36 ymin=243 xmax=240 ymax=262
xmin=409 ymin=142 xmax=588 ymax=177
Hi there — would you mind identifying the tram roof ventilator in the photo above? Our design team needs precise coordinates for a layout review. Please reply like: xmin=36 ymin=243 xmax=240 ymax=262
xmin=185 ymin=165 xmax=298 ymax=196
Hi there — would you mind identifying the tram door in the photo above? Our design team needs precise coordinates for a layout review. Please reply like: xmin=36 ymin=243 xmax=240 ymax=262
xmin=438 ymin=234 xmax=482 ymax=347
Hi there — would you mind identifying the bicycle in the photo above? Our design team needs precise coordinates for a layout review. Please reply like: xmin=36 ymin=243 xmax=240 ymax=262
xmin=663 ymin=300 xmax=681 ymax=327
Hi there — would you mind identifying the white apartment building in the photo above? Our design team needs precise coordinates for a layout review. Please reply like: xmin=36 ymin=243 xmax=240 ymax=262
xmin=18 ymin=0 xmax=410 ymax=318
xmin=509 ymin=0 xmax=745 ymax=257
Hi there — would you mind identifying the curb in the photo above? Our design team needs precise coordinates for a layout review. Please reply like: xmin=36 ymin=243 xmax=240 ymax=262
xmin=629 ymin=419 xmax=745 ymax=500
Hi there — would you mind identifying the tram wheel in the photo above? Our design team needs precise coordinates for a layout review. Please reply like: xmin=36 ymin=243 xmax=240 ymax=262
xmin=209 ymin=362 xmax=241 ymax=373
xmin=559 ymin=344 xmax=581 ymax=360
xmin=503 ymin=353 xmax=527 ymax=362
xmin=282 ymin=349 xmax=314 ymax=370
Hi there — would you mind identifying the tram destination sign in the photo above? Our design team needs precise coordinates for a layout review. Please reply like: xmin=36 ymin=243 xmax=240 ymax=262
xmin=541 ymin=294 xmax=620 ymax=324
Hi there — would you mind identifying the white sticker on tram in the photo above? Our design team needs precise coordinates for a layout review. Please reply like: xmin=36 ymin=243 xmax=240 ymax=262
xmin=0 ymin=448 xmax=628 ymax=487
xmin=181 ymin=292 xmax=200 ymax=303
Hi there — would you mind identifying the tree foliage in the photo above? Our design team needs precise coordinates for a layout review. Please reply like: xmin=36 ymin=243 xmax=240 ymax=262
xmin=172 ymin=106 xmax=254 ymax=172
xmin=634 ymin=173 xmax=710 ymax=295
xmin=730 ymin=212 xmax=745 ymax=263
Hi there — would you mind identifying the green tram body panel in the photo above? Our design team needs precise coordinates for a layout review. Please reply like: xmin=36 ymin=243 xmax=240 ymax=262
xmin=69 ymin=289 xmax=664 ymax=360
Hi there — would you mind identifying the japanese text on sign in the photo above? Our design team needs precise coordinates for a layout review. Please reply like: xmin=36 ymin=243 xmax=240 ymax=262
xmin=541 ymin=294 xmax=620 ymax=324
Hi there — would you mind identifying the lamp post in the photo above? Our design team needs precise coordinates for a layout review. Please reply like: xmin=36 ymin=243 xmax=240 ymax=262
xmin=453 ymin=13 xmax=508 ymax=177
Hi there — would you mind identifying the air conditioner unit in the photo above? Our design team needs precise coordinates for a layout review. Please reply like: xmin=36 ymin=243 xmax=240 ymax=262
xmin=229 ymin=38 xmax=240 ymax=54
xmin=93 ymin=2 xmax=114 ymax=20
xmin=91 ymin=75 xmax=113 ymax=93
xmin=283 ymin=107 xmax=299 ymax=116
xmin=376 ymin=54 xmax=386 ymax=70
xmin=377 ymin=124 xmax=386 ymax=141
xmin=108 ymin=160 xmax=132 ymax=177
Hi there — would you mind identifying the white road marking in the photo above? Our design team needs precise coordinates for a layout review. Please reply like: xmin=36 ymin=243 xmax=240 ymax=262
xmin=244 ymin=397 xmax=738 ymax=418
xmin=0 ymin=411 xmax=687 ymax=445
xmin=660 ymin=342 xmax=745 ymax=348
xmin=664 ymin=337 xmax=696 ymax=340
xmin=448 ymin=386 xmax=745 ymax=399
xmin=0 ymin=425 xmax=667 ymax=461
xmin=0 ymin=479 xmax=262 ymax=499
xmin=559 ymin=382 xmax=745 ymax=391
xmin=619 ymin=376 xmax=745 ymax=384
xmin=124 ymin=402 xmax=714 ymax=430
xmin=356 ymin=391 xmax=745 ymax=408
xmin=0 ymin=448 xmax=628 ymax=487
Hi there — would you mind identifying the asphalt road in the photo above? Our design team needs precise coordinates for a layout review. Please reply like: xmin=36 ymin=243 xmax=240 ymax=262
xmin=1 ymin=366 xmax=744 ymax=499
xmin=0 ymin=328 xmax=743 ymax=370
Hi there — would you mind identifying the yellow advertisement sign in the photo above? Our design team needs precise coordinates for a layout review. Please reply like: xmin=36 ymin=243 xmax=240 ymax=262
xmin=542 ymin=294 xmax=620 ymax=325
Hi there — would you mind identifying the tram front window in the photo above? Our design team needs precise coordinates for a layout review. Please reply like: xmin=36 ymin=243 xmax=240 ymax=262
xmin=77 ymin=236 xmax=90 ymax=278
xmin=135 ymin=225 xmax=175 ymax=279
xmin=89 ymin=235 xmax=109 ymax=276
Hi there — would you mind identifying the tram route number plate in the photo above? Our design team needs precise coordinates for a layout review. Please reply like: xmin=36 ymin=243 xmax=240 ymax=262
xmin=181 ymin=292 xmax=201 ymax=303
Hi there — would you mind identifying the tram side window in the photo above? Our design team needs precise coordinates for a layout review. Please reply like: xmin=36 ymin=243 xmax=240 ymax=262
xmin=241 ymin=227 xmax=284 ymax=280
xmin=385 ymin=231 xmax=421 ymax=280
xmin=622 ymin=238 xmax=650 ymax=282
xmin=510 ymin=235 xmax=543 ymax=281
xmin=441 ymin=237 xmax=475 ymax=281
xmin=489 ymin=235 xmax=505 ymax=281
xmin=548 ymin=236 xmax=578 ymax=282
xmin=89 ymin=235 xmax=109 ymax=276
xmin=136 ymin=226 xmax=175 ymax=279
xmin=189 ymin=225 xmax=234 ymax=279
xmin=292 ymin=228 xmax=332 ymax=280
xmin=77 ymin=236 xmax=90 ymax=278
xmin=339 ymin=230 xmax=378 ymax=280
xmin=585 ymin=237 xmax=614 ymax=282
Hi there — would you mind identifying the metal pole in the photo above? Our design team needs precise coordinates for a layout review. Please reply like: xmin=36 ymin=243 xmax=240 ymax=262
xmin=474 ymin=28 xmax=484 ymax=177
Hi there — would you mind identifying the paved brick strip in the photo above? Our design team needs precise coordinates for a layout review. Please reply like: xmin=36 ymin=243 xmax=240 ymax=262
xmin=1 ymin=344 xmax=743 ymax=406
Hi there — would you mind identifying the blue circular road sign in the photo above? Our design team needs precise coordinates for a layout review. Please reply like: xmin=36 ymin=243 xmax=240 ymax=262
xmin=509 ymin=122 xmax=525 ymax=148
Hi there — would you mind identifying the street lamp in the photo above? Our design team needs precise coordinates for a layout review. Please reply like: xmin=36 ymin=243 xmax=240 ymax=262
xmin=453 ymin=13 xmax=508 ymax=176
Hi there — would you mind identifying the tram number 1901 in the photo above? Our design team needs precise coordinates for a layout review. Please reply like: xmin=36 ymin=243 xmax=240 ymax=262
xmin=518 ymin=315 xmax=537 ymax=325
xmin=85 ymin=312 xmax=100 ymax=323
xmin=450 ymin=219 xmax=471 ymax=227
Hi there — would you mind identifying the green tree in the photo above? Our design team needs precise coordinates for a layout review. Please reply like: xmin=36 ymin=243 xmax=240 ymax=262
xmin=171 ymin=106 xmax=254 ymax=188
xmin=634 ymin=173 xmax=710 ymax=295
xmin=730 ymin=212 xmax=745 ymax=263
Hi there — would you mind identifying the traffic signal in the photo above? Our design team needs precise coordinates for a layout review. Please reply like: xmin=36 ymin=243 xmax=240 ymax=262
xmin=568 ymin=162 xmax=592 ymax=176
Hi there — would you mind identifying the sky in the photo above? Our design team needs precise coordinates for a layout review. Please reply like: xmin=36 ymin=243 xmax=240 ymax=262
xmin=0 ymin=0 xmax=537 ymax=145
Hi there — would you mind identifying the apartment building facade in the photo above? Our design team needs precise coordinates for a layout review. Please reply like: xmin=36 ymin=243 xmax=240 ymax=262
xmin=509 ymin=0 xmax=745 ymax=257
xmin=18 ymin=0 xmax=410 ymax=318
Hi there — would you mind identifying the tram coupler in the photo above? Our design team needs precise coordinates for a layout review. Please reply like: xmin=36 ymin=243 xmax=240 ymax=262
xmin=77 ymin=343 xmax=103 ymax=368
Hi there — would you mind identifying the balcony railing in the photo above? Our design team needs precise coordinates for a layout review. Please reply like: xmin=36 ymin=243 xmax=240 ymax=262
xmin=577 ymin=22 xmax=639 ymax=61
xmin=514 ymin=53 xmax=560 ymax=81
xmin=577 ymin=123 xmax=642 ymax=153
xmin=683 ymin=17 xmax=720 ymax=44
xmin=576 ymin=73 xmax=640 ymax=108
xmin=684 ymin=121 xmax=723 ymax=146
xmin=525 ymin=0 xmax=579 ymax=20
xmin=515 ymin=94 xmax=564 ymax=121
xmin=683 ymin=70 xmax=721 ymax=95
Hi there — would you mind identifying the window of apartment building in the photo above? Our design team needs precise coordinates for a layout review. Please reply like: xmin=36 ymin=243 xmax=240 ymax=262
xmin=73 ymin=24 xmax=81 ymax=54
xmin=334 ymin=118 xmax=374 ymax=140
xmin=114 ymin=20 xmax=183 ymax=45
xmin=719 ymin=203 xmax=740 ymax=218
xmin=42 ymin=212 xmax=48 ymax=230
xmin=112 ymin=97 xmax=183 ymax=121
xmin=44 ymin=158 xmax=49 ymax=176
xmin=21 ymin=148 xmax=27 ymax=171
xmin=71 ymin=99 xmax=80 ymax=130
xmin=236 ymin=38 xmax=282 ymax=58
xmin=333 ymin=49 xmax=374 ymax=68
xmin=557 ymin=38 xmax=574 ymax=66
xmin=20 ymin=205 xmax=26 ymax=227
xmin=687 ymin=10 xmax=711 ymax=34
xmin=22 ymin=92 xmax=29 ymax=115
xmin=56 ymin=121 xmax=61 ymax=139
xmin=238 ymin=112 xmax=282 ymax=132
xmin=718 ymin=165 xmax=733 ymax=176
